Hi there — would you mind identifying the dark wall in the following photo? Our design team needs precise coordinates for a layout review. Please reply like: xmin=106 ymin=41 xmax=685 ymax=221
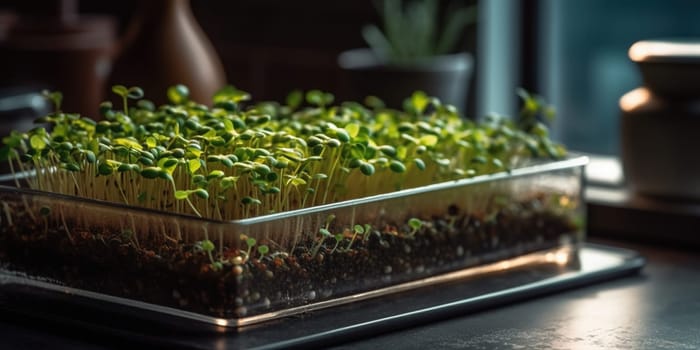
xmin=1 ymin=0 xmax=476 ymax=106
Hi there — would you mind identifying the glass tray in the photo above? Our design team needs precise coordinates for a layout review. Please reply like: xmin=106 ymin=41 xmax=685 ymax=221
xmin=0 ymin=156 xmax=588 ymax=327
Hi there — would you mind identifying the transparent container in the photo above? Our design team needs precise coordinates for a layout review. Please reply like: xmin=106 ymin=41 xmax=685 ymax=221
xmin=0 ymin=156 xmax=587 ymax=327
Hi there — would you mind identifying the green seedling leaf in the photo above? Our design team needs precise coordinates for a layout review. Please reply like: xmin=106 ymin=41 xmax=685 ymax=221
xmin=326 ymin=139 xmax=341 ymax=148
xmin=138 ymin=157 xmax=154 ymax=166
xmin=114 ymin=138 xmax=143 ymax=150
xmin=214 ymin=85 xmax=251 ymax=103
xmin=397 ymin=122 xmax=416 ymax=133
xmin=325 ymin=214 xmax=336 ymax=227
xmin=167 ymin=84 xmax=190 ymax=105
xmin=140 ymin=167 xmax=162 ymax=179
xmin=419 ymin=134 xmax=438 ymax=147
xmin=286 ymin=175 xmax=307 ymax=187
xmin=359 ymin=162 xmax=375 ymax=176
xmin=42 ymin=90 xmax=63 ymax=111
xmin=96 ymin=162 xmax=112 ymax=175
xmin=207 ymin=170 xmax=225 ymax=179
xmin=175 ymin=190 xmax=190 ymax=200
xmin=254 ymin=163 xmax=271 ymax=175
xmin=194 ymin=188 xmax=209 ymax=199
xmin=29 ymin=135 xmax=46 ymax=150
xmin=436 ymin=158 xmax=451 ymax=167
xmin=63 ymin=162 xmax=81 ymax=172
xmin=389 ymin=160 xmax=406 ymax=173
xmin=201 ymin=239 xmax=215 ymax=252
xmin=532 ymin=122 xmax=549 ymax=137
xmin=99 ymin=101 xmax=113 ymax=116
xmin=85 ymin=150 xmax=96 ymax=163
xmin=171 ymin=148 xmax=185 ymax=158
xmin=471 ymin=156 xmax=487 ymax=164
xmin=117 ymin=163 xmax=132 ymax=172
xmin=158 ymin=170 xmax=173 ymax=181
xmin=305 ymin=90 xmax=333 ymax=106
xmin=364 ymin=95 xmax=385 ymax=109
xmin=221 ymin=176 xmax=239 ymax=189
xmin=335 ymin=129 xmax=350 ymax=143
xmin=364 ymin=145 xmax=377 ymax=159
xmin=221 ymin=158 xmax=234 ymax=167
xmin=344 ymin=123 xmax=360 ymax=138
xmin=348 ymin=158 xmax=362 ymax=168
xmin=127 ymin=87 xmax=144 ymax=99
xmin=266 ymin=186 xmax=281 ymax=194
xmin=286 ymin=89 xmax=303 ymax=109
xmin=379 ymin=145 xmax=397 ymax=157
xmin=273 ymin=159 xmax=288 ymax=169
xmin=160 ymin=158 xmax=178 ymax=169
xmin=111 ymin=85 xmax=128 ymax=98
xmin=241 ymin=196 xmax=262 ymax=205
xmin=408 ymin=218 xmax=423 ymax=230
xmin=137 ymin=99 xmax=155 ymax=111
xmin=253 ymin=148 xmax=272 ymax=158
xmin=410 ymin=91 xmax=429 ymax=113
xmin=306 ymin=90 xmax=323 ymax=106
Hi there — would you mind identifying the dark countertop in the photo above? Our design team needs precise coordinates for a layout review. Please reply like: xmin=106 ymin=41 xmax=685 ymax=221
xmin=1 ymin=158 xmax=698 ymax=349
xmin=334 ymin=239 xmax=700 ymax=350
xmin=1 ymin=238 xmax=698 ymax=349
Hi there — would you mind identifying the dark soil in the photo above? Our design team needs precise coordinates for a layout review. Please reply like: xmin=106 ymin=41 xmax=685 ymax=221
xmin=0 ymin=199 xmax=577 ymax=319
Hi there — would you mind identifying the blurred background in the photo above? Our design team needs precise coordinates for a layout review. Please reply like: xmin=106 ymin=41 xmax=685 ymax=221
xmin=1 ymin=0 xmax=700 ymax=157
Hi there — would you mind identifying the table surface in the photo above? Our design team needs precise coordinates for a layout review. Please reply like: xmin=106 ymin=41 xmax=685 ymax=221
xmin=0 ymin=237 xmax=698 ymax=350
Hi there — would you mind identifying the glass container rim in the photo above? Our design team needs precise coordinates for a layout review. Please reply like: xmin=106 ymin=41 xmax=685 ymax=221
xmin=0 ymin=155 xmax=588 ymax=225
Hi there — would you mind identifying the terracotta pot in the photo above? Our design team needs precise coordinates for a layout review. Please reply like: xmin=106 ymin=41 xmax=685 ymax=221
xmin=338 ymin=48 xmax=473 ymax=112
xmin=620 ymin=39 xmax=700 ymax=200
xmin=108 ymin=0 xmax=225 ymax=105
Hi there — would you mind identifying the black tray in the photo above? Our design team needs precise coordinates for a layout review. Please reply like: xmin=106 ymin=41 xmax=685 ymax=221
xmin=0 ymin=243 xmax=644 ymax=349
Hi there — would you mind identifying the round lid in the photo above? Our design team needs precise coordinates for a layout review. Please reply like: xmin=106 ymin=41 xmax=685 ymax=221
xmin=629 ymin=39 xmax=700 ymax=63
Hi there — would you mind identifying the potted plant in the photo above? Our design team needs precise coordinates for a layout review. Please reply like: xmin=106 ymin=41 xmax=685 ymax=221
xmin=338 ymin=0 xmax=476 ymax=112
xmin=0 ymin=86 xmax=583 ymax=326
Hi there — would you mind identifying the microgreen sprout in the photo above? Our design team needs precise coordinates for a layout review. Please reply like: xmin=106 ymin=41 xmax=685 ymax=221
xmin=199 ymin=239 xmax=221 ymax=270
xmin=312 ymin=227 xmax=331 ymax=258
xmin=41 ymin=90 xmax=63 ymax=112
xmin=330 ymin=233 xmax=344 ymax=254
xmin=2 ymin=84 xmax=565 ymax=258
xmin=111 ymin=85 xmax=144 ymax=115
xmin=347 ymin=224 xmax=365 ymax=250
xmin=361 ymin=224 xmax=373 ymax=242
xmin=407 ymin=217 xmax=423 ymax=238
xmin=258 ymin=245 xmax=270 ymax=260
